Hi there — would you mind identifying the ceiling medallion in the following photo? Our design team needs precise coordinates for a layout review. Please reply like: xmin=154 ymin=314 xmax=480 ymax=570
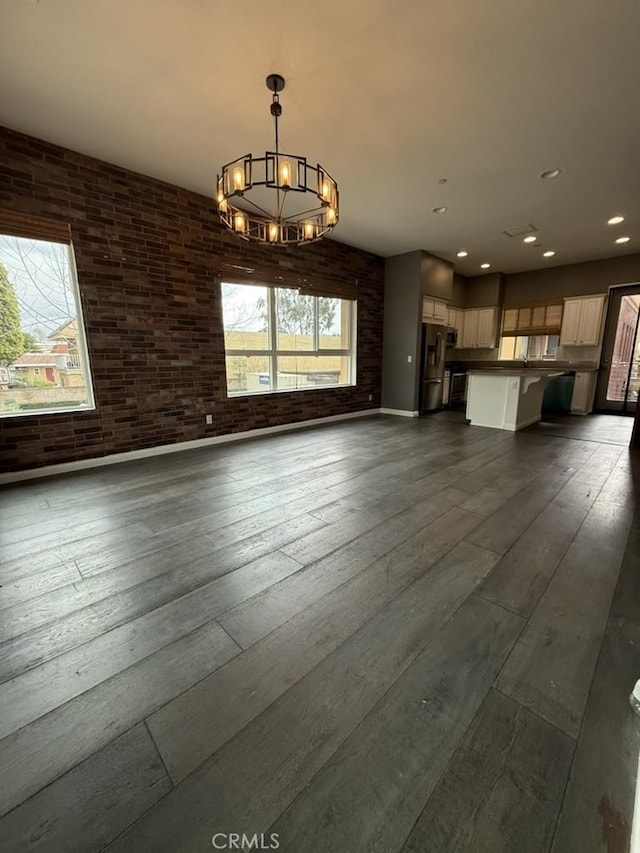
xmin=216 ymin=74 xmax=339 ymax=246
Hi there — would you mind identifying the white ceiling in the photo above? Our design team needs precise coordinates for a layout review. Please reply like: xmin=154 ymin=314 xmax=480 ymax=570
xmin=1 ymin=0 xmax=640 ymax=275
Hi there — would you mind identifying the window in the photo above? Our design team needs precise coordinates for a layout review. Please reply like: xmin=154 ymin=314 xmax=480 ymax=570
xmin=499 ymin=334 xmax=559 ymax=361
xmin=221 ymin=282 xmax=355 ymax=395
xmin=499 ymin=301 xmax=561 ymax=362
xmin=0 ymin=231 xmax=94 ymax=417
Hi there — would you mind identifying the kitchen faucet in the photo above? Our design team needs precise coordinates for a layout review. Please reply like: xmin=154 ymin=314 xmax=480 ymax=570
xmin=521 ymin=353 xmax=529 ymax=368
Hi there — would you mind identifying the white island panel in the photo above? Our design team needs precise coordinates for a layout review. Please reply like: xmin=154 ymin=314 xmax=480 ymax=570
xmin=466 ymin=370 xmax=561 ymax=431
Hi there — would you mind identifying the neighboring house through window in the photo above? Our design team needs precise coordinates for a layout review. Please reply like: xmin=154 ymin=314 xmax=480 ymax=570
xmin=0 ymin=211 xmax=95 ymax=417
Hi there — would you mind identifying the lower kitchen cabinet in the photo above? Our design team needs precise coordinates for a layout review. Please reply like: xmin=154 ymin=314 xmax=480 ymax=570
xmin=570 ymin=370 xmax=597 ymax=414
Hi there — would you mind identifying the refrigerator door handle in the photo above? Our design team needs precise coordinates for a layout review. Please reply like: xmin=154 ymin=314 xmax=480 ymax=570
xmin=434 ymin=333 xmax=442 ymax=367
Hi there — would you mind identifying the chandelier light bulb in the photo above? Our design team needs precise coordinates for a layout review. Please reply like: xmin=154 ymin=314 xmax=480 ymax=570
xmin=233 ymin=168 xmax=244 ymax=191
xmin=280 ymin=160 xmax=292 ymax=188
xmin=233 ymin=211 xmax=246 ymax=232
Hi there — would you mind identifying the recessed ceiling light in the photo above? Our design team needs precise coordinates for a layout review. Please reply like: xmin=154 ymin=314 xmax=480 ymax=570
xmin=523 ymin=235 xmax=537 ymax=244
xmin=433 ymin=206 xmax=447 ymax=214
xmin=543 ymin=250 xmax=555 ymax=258
xmin=608 ymin=216 xmax=625 ymax=225
xmin=480 ymin=263 xmax=491 ymax=269
xmin=438 ymin=178 xmax=448 ymax=184
xmin=456 ymin=250 xmax=468 ymax=258
xmin=540 ymin=168 xmax=562 ymax=180
xmin=616 ymin=236 xmax=631 ymax=244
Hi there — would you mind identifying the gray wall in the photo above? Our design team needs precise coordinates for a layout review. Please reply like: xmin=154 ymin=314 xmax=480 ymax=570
xmin=381 ymin=252 xmax=423 ymax=411
xmin=463 ymin=273 xmax=505 ymax=308
xmin=504 ymin=253 xmax=640 ymax=304
xmin=451 ymin=273 xmax=466 ymax=307
xmin=420 ymin=252 xmax=454 ymax=301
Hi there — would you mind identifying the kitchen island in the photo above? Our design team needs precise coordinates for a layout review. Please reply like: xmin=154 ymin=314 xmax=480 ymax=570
xmin=466 ymin=369 xmax=564 ymax=431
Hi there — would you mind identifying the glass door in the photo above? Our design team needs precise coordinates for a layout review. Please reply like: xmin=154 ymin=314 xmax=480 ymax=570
xmin=595 ymin=286 xmax=640 ymax=413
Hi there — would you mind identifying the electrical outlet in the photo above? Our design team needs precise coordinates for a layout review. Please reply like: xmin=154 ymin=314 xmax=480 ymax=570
xmin=205 ymin=414 xmax=213 ymax=425
xmin=368 ymin=393 xmax=373 ymax=402
xmin=407 ymin=355 xmax=412 ymax=363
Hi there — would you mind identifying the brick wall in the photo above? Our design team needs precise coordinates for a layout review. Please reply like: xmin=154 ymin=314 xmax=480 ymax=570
xmin=0 ymin=127 xmax=384 ymax=473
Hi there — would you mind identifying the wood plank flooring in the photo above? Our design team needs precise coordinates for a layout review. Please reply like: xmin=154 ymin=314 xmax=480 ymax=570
xmin=0 ymin=411 xmax=637 ymax=852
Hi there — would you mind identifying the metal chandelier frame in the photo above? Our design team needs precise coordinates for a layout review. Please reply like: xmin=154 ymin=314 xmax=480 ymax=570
xmin=216 ymin=74 xmax=339 ymax=246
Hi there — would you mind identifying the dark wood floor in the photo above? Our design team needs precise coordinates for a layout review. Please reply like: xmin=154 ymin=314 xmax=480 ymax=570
xmin=0 ymin=412 xmax=638 ymax=852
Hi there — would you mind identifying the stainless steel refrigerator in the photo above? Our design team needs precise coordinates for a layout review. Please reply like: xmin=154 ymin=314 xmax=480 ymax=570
xmin=419 ymin=323 xmax=447 ymax=413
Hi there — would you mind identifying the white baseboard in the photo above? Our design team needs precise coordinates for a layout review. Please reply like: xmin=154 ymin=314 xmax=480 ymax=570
xmin=0 ymin=408 xmax=381 ymax=484
xmin=379 ymin=408 xmax=420 ymax=418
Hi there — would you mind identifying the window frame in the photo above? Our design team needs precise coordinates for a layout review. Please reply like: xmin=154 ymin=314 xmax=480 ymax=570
xmin=221 ymin=282 xmax=357 ymax=397
xmin=0 ymin=233 xmax=96 ymax=419
xmin=498 ymin=333 xmax=559 ymax=362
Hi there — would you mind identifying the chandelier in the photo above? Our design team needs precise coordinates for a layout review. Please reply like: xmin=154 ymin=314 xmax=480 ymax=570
xmin=216 ymin=74 xmax=339 ymax=245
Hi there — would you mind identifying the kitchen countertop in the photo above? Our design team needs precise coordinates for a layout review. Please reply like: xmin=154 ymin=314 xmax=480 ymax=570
xmin=447 ymin=361 xmax=598 ymax=372
xmin=467 ymin=368 xmax=565 ymax=377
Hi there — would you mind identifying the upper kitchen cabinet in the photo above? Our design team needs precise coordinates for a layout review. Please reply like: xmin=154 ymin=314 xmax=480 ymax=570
xmin=560 ymin=295 xmax=606 ymax=346
xmin=447 ymin=306 xmax=463 ymax=332
xmin=460 ymin=310 xmax=477 ymax=348
xmin=477 ymin=308 xmax=498 ymax=347
xmin=422 ymin=297 xmax=448 ymax=324
xmin=460 ymin=307 xmax=499 ymax=349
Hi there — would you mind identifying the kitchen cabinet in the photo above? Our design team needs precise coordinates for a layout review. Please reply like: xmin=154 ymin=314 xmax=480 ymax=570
xmin=443 ymin=369 xmax=451 ymax=405
xmin=433 ymin=300 xmax=447 ymax=324
xmin=571 ymin=370 xmax=597 ymax=414
xmin=560 ymin=296 xmax=606 ymax=346
xmin=460 ymin=311 xmax=477 ymax=348
xmin=422 ymin=297 xmax=448 ymax=324
xmin=476 ymin=308 xmax=497 ymax=348
xmin=446 ymin=307 xmax=464 ymax=347
xmin=460 ymin=307 xmax=499 ymax=349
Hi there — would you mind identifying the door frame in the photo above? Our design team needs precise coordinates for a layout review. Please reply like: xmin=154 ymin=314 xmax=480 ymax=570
xmin=594 ymin=283 xmax=640 ymax=414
